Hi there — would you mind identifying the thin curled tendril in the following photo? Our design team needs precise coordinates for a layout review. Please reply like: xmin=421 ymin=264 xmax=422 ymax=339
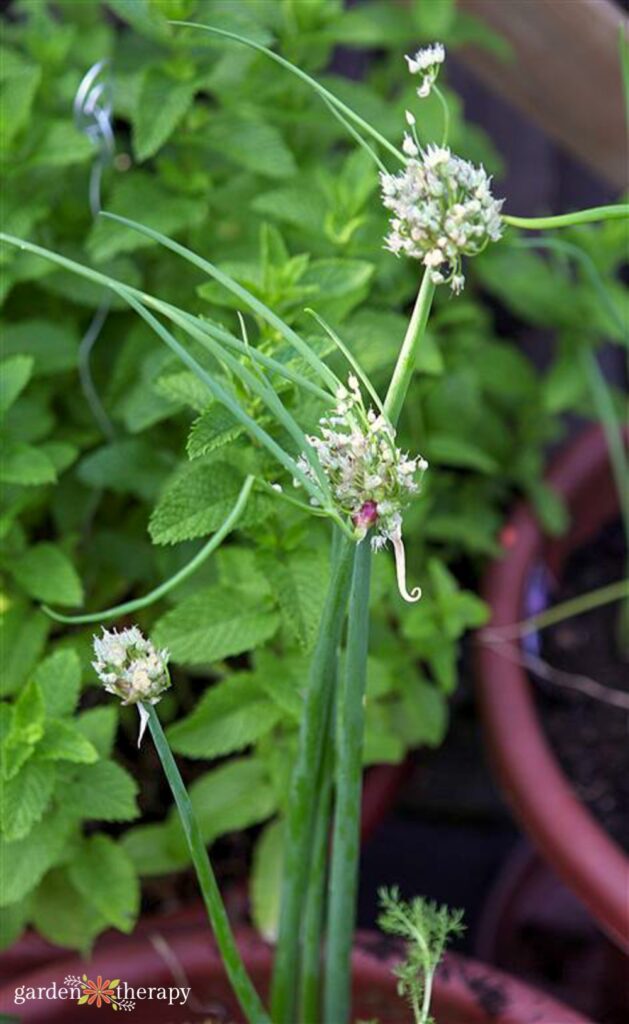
xmin=73 ymin=59 xmax=115 ymax=438
xmin=391 ymin=530 xmax=421 ymax=603
xmin=73 ymin=59 xmax=114 ymax=215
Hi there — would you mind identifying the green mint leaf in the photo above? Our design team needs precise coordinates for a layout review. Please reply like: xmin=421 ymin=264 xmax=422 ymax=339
xmin=152 ymin=585 xmax=279 ymax=664
xmin=1 ymin=680 xmax=45 ymax=780
xmin=33 ymin=649 xmax=81 ymax=718
xmin=69 ymin=835 xmax=139 ymax=934
xmin=0 ymin=808 xmax=74 ymax=906
xmin=0 ymin=442 xmax=57 ymax=486
xmin=73 ymin=707 xmax=118 ymax=760
xmin=35 ymin=720 xmax=99 ymax=765
xmin=0 ymin=759 xmax=56 ymax=841
xmin=31 ymin=867 xmax=107 ymax=955
xmin=186 ymin=405 xmax=244 ymax=460
xmin=149 ymin=459 xmax=266 ymax=545
xmin=10 ymin=543 xmax=83 ymax=607
xmin=133 ymin=68 xmax=197 ymax=162
xmin=62 ymin=760 xmax=140 ymax=823
xmin=0 ymin=355 xmax=33 ymax=418
xmin=167 ymin=672 xmax=282 ymax=759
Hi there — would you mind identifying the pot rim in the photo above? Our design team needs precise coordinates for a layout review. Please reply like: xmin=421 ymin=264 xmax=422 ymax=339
xmin=0 ymin=926 xmax=591 ymax=1023
xmin=475 ymin=425 xmax=629 ymax=952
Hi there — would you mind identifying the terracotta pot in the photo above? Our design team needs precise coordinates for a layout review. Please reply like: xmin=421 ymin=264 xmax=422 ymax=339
xmin=476 ymin=841 xmax=628 ymax=1021
xmin=0 ymin=761 xmax=410 ymax=984
xmin=0 ymin=926 xmax=591 ymax=1023
xmin=475 ymin=425 xmax=629 ymax=952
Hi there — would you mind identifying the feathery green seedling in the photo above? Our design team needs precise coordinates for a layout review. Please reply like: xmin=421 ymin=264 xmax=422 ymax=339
xmin=378 ymin=887 xmax=465 ymax=1024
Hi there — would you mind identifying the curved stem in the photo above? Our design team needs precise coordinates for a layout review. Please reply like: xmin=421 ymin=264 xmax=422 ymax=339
xmin=384 ymin=270 xmax=436 ymax=425
xmin=320 ymin=94 xmax=387 ymax=173
xmin=579 ymin=345 xmax=629 ymax=551
xmin=43 ymin=476 xmax=255 ymax=624
xmin=270 ymin=536 xmax=355 ymax=1024
xmin=170 ymin=21 xmax=406 ymax=166
xmin=432 ymin=84 xmax=450 ymax=146
xmin=510 ymin=236 xmax=628 ymax=553
xmin=145 ymin=704 xmax=270 ymax=1024
xmin=482 ymin=578 xmax=629 ymax=642
xmin=511 ymin=237 xmax=625 ymax=337
xmin=324 ymin=539 xmax=372 ymax=1024
xmin=503 ymin=204 xmax=629 ymax=230
xmin=78 ymin=298 xmax=115 ymax=439
xmin=0 ymin=233 xmax=325 ymax=505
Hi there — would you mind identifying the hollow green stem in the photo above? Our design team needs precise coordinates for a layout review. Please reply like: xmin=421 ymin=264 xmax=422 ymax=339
xmin=144 ymin=703 xmax=270 ymax=1024
xmin=43 ymin=476 xmax=255 ymax=624
xmin=298 ymin=732 xmax=334 ymax=1024
xmin=432 ymin=84 xmax=450 ymax=146
xmin=270 ymin=536 xmax=355 ymax=1024
xmin=579 ymin=344 xmax=629 ymax=551
xmin=511 ymin=236 xmax=628 ymax=553
xmin=512 ymin=237 xmax=625 ymax=338
xmin=0 ymin=233 xmax=325 ymax=505
xmin=384 ymin=270 xmax=436 ymax=425
xmin=483 ymin=578 xmax=629 ymax=642
xmin=324 ymin=538 xmax=372 ymax=1024
xmin=320 ymin=94 xmax=388 ymax=173
xmin=503 ymin=204 xmax=629 ymax=230
xmin=170 ymin=21 xmax=406 ymax=166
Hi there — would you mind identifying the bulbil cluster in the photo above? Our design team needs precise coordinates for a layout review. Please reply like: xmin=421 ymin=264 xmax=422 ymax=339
xmin=296 ymin=376 xmax=427 ymax=601
xmin=92 ymin=626 xmax=170 ymax=706
xmin=381 ymin=45 xmax=504 ymax=293
xmin=381 ymin=145 xmax=503 ymax=293
xmin=405 ymin=42 xmax=445 ymax=98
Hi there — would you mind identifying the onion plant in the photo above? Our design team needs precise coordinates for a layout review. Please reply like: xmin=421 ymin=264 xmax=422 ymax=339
xmin=2 ymin=25 xmax=626 ymax=1024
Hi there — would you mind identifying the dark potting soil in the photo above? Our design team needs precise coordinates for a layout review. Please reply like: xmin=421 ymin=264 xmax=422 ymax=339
xmin=536 ymin=519 xmax=629 ymax=851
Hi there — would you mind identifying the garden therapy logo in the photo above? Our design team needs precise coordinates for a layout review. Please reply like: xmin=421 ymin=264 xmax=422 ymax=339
xmin=66 ymin=975 xmax=133 ymax=1010
xmin=12 ymin=975 xmax=191 ymax=1011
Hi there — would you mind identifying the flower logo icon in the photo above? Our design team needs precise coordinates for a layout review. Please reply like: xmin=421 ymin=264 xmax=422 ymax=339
xmin=79 ymin=976 xmax=119 ymax=1008
xmin=65 ymin=974 xmax=135 ymax=1011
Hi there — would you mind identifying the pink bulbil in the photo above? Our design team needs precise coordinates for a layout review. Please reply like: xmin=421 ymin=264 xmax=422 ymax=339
xmin=353 ymin=501 xmax=379 ymax=532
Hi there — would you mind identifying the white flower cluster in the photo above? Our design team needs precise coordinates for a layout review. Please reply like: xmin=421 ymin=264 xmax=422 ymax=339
xmin=380 ymin=144 xmax=504 ymax=293
xmin=296 ymin=376 xmax=427 ymax=601
xmin=405 ymin=43 xmax=445 ymax=98
xmin=92 ymin=626 xmax=170 ymax=706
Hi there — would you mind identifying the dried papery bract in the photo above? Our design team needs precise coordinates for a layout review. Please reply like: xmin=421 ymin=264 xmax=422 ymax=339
xmin=295 ymin=376 xmax=427 ymax=601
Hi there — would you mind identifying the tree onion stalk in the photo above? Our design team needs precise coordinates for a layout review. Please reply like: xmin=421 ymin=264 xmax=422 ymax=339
xmin=579 ymin=344 xmax=629 ymax=549
xmin=503 ymin=204 xmax=629 ymax=230
xmin=170 ymin=22 xmax=406 ymax=166
xmin=323 ymin=539 xmax=372 ymax=1023
xmin=324 ymin=272 xmax=436 ymax=1023
xmin=298 ymin=732 xmax=335 ymax=1023
xmin=43 ymin=477 xmax=255 ymax=624
xmin=384 ymin=271 xmax=436 ymax=425
xmin=270 ymin=535 xmax=355 ymax=1024
xmin=143 ymin=704 xmax=270 ymax=1024
xmin=483 ymin=577 xmax=629 ymax=642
